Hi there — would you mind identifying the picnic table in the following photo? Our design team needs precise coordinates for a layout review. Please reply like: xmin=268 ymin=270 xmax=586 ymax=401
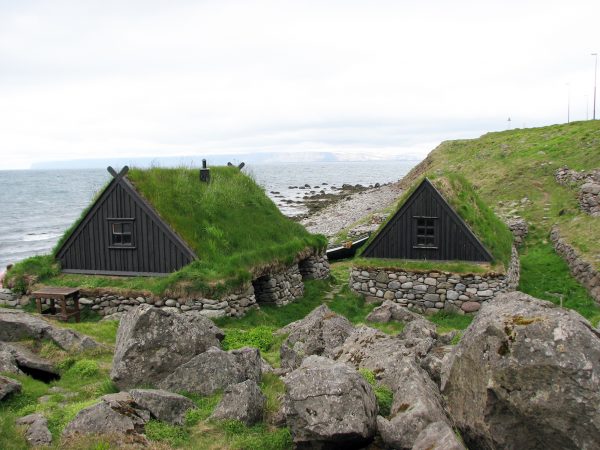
xmin=30 ymin=287 xmax=81 ymax=322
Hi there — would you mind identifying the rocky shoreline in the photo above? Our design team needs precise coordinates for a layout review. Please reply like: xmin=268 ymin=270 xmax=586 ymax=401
xmin=300 ymin=181 xmax=403 ymax=239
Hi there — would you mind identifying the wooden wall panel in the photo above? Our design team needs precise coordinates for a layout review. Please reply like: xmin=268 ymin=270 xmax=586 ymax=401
xmin=57 ymin=176 xmax=196 ymax=276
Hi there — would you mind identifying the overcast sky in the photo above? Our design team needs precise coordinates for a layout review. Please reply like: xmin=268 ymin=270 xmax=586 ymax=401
xmin=1 ymin=0 xmax=599 ymax=169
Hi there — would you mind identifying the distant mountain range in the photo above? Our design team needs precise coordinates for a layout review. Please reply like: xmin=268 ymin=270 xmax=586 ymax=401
xmin=29 ymin=151 xmax=420 ymax=170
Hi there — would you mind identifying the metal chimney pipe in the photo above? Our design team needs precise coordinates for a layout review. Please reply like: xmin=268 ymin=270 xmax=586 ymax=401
xmin=200 ymin=159 xmax=210 ymax=183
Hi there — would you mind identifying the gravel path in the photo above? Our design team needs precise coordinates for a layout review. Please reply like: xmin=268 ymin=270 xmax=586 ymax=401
xmin=300 ymin=182 xmax=403 ymax=238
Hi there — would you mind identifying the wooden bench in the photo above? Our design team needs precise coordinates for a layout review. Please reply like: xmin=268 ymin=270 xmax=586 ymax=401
xmin=31 ymin=287 xmax=81 ymax=323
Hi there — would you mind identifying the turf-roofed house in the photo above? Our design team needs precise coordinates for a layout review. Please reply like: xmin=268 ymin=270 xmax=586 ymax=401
xmin=349 ymin=174 xmax=520 ymax=314
xmin=44 ymin=164 xmax=329 ymax=317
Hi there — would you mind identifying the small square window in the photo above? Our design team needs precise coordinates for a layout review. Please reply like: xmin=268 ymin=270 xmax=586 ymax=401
xmin=414 ymin=217 xmax=436 ymax=248
xmin=110 ymin=221 xmax=134 ymax=247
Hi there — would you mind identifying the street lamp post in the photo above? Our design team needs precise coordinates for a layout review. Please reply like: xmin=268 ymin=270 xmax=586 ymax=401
xmin=566 ymin=83 xmax=570 ymax=123
xmin=593 ymin=53 xmax=598 ymax=120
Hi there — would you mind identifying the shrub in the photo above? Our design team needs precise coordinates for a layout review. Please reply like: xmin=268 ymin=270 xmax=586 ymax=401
xmin=359 ymin=368 xmax=393 ymax=417
xmin=66 ymin=359 xmax=99 ymax=378
xmin=222 ymin=326 xmax=275 ymax=352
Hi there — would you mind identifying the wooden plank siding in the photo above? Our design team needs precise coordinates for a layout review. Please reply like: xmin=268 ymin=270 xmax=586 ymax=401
xmin=362 ymin=178 xmax=493 ymax=262
xmin=56 ymin=172 xmax=197 ymax=276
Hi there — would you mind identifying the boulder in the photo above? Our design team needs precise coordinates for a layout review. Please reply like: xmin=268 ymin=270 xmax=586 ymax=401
xmin=412 ymin=421 xmax=466 ymax=450
xmin=15 ymin=413 xmax=53 ymax=447
xmin=441 ymin=291 xmax=600 ymax=450
xmin=0 ymin=309 xmax=98 ymax=351
xmin=335 ymin=326 xmax=423 ymax=389
xmin=111 ymin=305 xmax=224 ymax=389
xmin=211 ymin=380 xmax=266 ymax=426
xmin=377 ymin=358 xmax=449 ymax=449
xmin=62 ymin=392 xmax=149 ymax=440
xmin=129 ymin=389 xmax=196 ymax=426
xmin=0 ymin=349 xmax=21 ymax=375
xmin=230 ymin=347 xmax=262 ymax=382
xmin=366 ymin=301 xmax=422 ymax=324
xmin=0 ymin=375 xmax=21 ymax=401
xmin=401 ymin=318 xmax=437 ymax=341
xmin=283 ymin=356 xmax=377 ymax=448
xmin=420 ymin=345 xmax=454 ymax=387
xmin=279 ymin=305 xmax=354 ymax=370
xmin=158 ymin=347 xmax=261 ymax=395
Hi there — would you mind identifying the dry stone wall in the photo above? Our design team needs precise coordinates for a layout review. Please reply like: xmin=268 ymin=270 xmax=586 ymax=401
xmin=506 ymin=217 xmax=528 ymax=246
xmin=298 ymin=255 xmax=330 ymax=280
xmin=253 ymin=264 xmax=304 ymax=306
xmin=551 ymin=226 xmax=600 ymax=304
xmin=555 ymin=166 xmax=600 ymax=216
xmin=350 ymin=246 xmax=520 ymax=314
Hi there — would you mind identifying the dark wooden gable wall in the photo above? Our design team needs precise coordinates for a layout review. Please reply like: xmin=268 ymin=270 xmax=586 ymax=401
xmin=55 ymin=168 xmax=197 ymax=276
xmin=362 ymin=178 xmax=493 ymax=262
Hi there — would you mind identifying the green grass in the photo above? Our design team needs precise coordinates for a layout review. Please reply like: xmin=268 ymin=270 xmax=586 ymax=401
xmin=427 ymin=310 xmax=473 ymax=333
xmin=221 ymin=326 xmax=277 ymax=353
xmin=146 ymin=420 xmax=190 ymax=447
xmin=518 ymin=233 xmax=600 ymax=326
xmin=352 ymin=257 xmax=490 ymax=275
xmin=6 ymin=166 xmax=327 ymax=297
xmin=359 ymin=369 xmax=393 ymax=417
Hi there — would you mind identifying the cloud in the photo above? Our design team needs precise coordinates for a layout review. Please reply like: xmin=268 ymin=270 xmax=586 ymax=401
xmin=0 ymin=0 xmax=599 ymax=169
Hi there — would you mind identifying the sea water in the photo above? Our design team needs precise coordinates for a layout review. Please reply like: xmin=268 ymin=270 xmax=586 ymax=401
xmin=0 ymin=160 xmax=418 ymax=271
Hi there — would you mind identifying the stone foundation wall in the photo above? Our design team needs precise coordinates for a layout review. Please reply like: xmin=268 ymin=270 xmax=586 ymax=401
xmin=349 ymin=246 xmax=520 ymax=314
xmin=253 ymin=263 xmax=304 ymax=306
xmin=2 ymin=253 xmax=330 ymax=318
xmin=551 ymin=226 xmax=600 ymax=304
xmin=298 ymin=255 xmax=330 ymax=280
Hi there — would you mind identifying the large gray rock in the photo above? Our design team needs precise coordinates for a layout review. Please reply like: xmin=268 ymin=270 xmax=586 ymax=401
xmin=0 ymin=309 xmax=98 ymax=351
xmin=366 ymin=300 xmax=422 ymax=324
xmin=279 ymin=305 xmax=354 ymax=370
xmin=412 ymin=421 xmax=466 ymax=450
xmin=334 ymin=326 xmax=417 ymax=389
xmin=129 ymin=389 xmax=196 ymax=426
xmin=283 ymin=355 xmax=377 ymax=448
xmin=377 ymin=358 xmax=449 ymax=449
xmin=420 ymin=345 xmax=454 ymax=387
xmin=158 ymin=346 xmax=261 ymax=395
xmin=0 ymin=349 xmax=21 ymax=375
xmin=62 ymin=392 xmax=149 ymax=440
xmin=230 ymin=347 xmax=262 ymax=382
xmin=441 ymin=291 xmax=600 ymax=450
xmin=111 ymin=305 xmax=224 ymax=389
xmin=0 ymin=375 xmax=21 ymax=401
xmin=15 ymin=413 xmax=52 ymax=447
xmin=211 ymin=380 xmax=266 ymax=426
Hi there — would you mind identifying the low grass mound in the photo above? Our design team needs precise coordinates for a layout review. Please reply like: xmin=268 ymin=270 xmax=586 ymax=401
xmin=6 ymin=166 xmax=326 ymax=296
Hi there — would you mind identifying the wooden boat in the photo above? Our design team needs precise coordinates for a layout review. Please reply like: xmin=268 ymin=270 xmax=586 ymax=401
xmin=326 ymin=235 xmax=370 ymax=261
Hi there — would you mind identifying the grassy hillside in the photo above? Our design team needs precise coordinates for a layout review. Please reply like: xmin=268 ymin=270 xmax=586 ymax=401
xmin=6 ymin=166 xmax=326 ymax=296
xmin=401 ymin=121 xmax=600 ymax=267
xmin=397 ymin=120 xmax=600 ymax=322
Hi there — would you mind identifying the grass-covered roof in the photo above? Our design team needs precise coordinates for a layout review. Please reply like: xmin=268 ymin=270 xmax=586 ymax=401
xmin=358 ymin=172 xmax=513 ymax=272
xmin=7 ymin=166 xmax=326 ymax=296
xmin=126 ymin=165 xmax=325 ymax=270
